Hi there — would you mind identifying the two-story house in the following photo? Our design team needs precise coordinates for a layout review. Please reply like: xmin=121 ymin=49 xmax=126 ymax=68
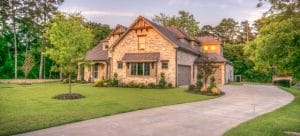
xmin=78 ymin=16 xmax=233 ymax=86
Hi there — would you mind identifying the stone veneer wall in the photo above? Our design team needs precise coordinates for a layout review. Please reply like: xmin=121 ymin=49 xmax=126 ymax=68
xmin=111 ymin=28 xmax=177 ymax=85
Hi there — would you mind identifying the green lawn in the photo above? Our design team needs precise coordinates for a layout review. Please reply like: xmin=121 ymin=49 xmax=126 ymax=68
xmin=0 ymin=82 xmax=215 ymax=136
xmin=224 ymin=87 xmax=300 ymax=136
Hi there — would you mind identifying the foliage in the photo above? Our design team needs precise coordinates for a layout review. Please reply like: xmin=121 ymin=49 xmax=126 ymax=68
xmin=197 ymin=54 xmax=218 ymax=88
xmin=167 ymin=83 xmax=173 ymax=88
xmin=273 ymin=79 xmax=291 ymax=88
xmin=208 ymin=76 xmax=217 ymax=91
xmin=0 ymin=82 xmax=215 ymax=135
xmin=211 ymin=87 xmax=220 ymax=95
xmin=21 ymin=53 xmax=35 ymax=82
xmin=45 ymin=13 xmax=94 ymax=93
xmin=223 ymin=44 xmax=272 ymax=82
xmin=152 ymin=11 xmax=200 ymax=36
xmin=147 ymin=82 xmax=157 ymax=88
xmin=158 ymin=72 xmax=167 ymax=88
xmin=214 ymin=18 xmax=239 ymax=44
xmin=111 ymin=73 xmax=119 ymax=87
xmin=200 ymin=87 xmax=208 ymax=94
xmin=244 ymin=17 xmax=300 ymax=79
xmin=84 ymin=21 xmax=111 ymax=45
xmin=196 ymin=72 xmax=203 ymax=89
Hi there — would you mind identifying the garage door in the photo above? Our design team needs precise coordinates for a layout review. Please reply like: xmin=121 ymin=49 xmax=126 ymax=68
xmin=178 ymin=65 xmax=191 ymax=86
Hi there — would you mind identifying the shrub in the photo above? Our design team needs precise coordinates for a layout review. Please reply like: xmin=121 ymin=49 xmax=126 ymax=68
xmin=211 ymin=87 xmax=220 ymax=95
xmin=111 ymin=73 xmax=119 ymax=87
xmin=128 ymin=81 xmax=138 ymax=88
xmin=208 ymin=76 xmax=217 ymax=92
xmin=200 ymin=87 xmax=208 ymax=94
xmin=62 ymin=78 xmax=74 ymax=84
xmin=196 ymin=73 xmax=203 ymax=89
xmin=147 ymin=82 xmax=157 ymax=88
xmin=274 ymin=79 xmax=291 ymax=87
xmin=138 ymin=83 xmax=146 ymax=88
xmin=167 ymin=83 xmax=173 ymax=88
xmin=159 ymin=72 xmax=167 ymax=88
xmin=188 ymin=84 xmax=196 ymax=91
xmin=93 ymin=80 xmax=105 ymax=87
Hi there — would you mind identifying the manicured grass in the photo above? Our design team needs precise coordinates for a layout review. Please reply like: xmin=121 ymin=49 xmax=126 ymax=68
xmin=0 ymin=82 xmax=215 ymax=135
xmin=224 ymin=87 xmax=300 ymax=136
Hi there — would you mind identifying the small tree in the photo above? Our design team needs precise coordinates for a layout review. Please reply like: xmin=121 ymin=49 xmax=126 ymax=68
xmin=208 ymin=76 xmax=217 ymax=91
xmin=196 ymin=72 xmax=203 ymax=89
xmin=22 ymin=53 xmax=35 ymax=84
xmin=197 ymin=53 xmax=218 ymax=88
xmin=45 ymin=13 xmax=93 ymax=95
xmin=159 ymin=72 xmax=167 ymax=88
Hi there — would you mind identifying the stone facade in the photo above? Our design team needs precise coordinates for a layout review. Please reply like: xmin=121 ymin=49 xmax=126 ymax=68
xmin=111 ymin=28 xmax=177 ymax=85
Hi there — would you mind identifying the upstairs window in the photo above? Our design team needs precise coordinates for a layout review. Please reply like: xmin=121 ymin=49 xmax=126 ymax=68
xmin=138 ymin=36 xmax=146 ymax=50
xmin=203 ymin=46 xmax=208 ymax=51
xmin=211 ymin=45 xmax=216 ymax=50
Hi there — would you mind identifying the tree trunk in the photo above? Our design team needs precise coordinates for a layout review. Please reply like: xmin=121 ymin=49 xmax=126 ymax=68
xmin=39 ymin=53 xmax=43 ymax=79
xmin=68 ymin=74 xmax=71 ymax=94
xmin=12 ymin=2 xmax=17 ymax=79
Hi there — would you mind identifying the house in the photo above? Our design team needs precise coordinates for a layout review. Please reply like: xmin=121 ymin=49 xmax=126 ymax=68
xmin=78 ymin=16 xmax=233 ymax=86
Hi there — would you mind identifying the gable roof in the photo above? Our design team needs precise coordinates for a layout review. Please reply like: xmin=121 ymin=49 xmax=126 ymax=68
xmin=110 ymin=16 xmax=200 ymax=55
xmin=104 ymin=24 xmax=128 ymax=42
xmin=195 ymin=36 xmax=221 ymax=45
xmin=85 ymin=42 xmax=109 ymax=61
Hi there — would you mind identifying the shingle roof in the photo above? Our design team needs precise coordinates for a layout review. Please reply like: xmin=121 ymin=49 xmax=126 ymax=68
xmin=85 ymin=42 xmax=109 ymax=61
xmin=195 ymin=36 xmax=221 ymax=45
xmin=122 ymin=52 xmax=160 ymax=62
xmin=143 ymin=17 xmax=201 ymax=55
xmin=195 ymin=53 xmax=232 ymax=65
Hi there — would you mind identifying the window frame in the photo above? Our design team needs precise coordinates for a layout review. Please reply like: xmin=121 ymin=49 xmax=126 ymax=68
xmin=162 ymin=62 xmax=168 ymax=69
xmin=130 ymin=62 xmax=151 ymax=76
xmin=138 ymin=35 xmax=146 ymax=50
xmin=117 ymin=62 xmax=123 ymax=69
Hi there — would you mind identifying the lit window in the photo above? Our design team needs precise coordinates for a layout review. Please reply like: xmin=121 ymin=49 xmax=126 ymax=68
xmin=211 ymin=45 xmax=216 ymax=50
xmin=203 ymin=46 xmax=208 ymax=51
xmin=138 ymin=36 xmax=146 ymax=50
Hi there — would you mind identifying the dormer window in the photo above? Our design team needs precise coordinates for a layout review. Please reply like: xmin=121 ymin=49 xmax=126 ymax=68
xmin=211 ymin=45 xmax=216 ymax=50
xmin=203 ymin=46 xmax=209 ymax=51
xmin=138 ymin=36 xmax=146 ymax=50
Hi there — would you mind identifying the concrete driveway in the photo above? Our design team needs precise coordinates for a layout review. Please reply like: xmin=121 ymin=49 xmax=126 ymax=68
xmin=18 ymin=84 xmax=293 ymax=136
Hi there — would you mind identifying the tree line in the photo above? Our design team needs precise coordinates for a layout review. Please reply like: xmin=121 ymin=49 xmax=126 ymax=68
xmin=0 ymin=0 xmax=111 ymax=79
xmin=152 ymin=0 xmax=300 ymax=81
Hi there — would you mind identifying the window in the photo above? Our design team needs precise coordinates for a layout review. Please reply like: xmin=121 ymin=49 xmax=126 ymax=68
xmin=130 ymin=62 xmax=150 ymax=76
xmin=144 ymin=63 xmax=150 ymax=75
xmin=211 ymin=45 xmax=216 ymax=50
xmin=131 ymin=63 xmax=137 ymax=75
xmin=138 ymin=36 xmax=146 ymax=50
xmin=162 ymin=62 xmax=168 ymax=69
xmin=94 ymin=64 xmax=98 ymax=78
xmin=203 ymin=46 xmax=208 ymax=51
xmin=117 ymin=62 xmax=123 ymax=69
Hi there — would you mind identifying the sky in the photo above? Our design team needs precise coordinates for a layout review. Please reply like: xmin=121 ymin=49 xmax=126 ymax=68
xmin=59 ymin=0 xmax=271 ymax=28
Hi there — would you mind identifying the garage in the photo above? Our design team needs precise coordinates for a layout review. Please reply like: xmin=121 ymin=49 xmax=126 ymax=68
xmin=177 ymin=65 xmax=191 ymax=86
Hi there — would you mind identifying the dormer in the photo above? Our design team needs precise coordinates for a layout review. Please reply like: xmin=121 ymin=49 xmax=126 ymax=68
xmin=106 ymin=24 xmax=128 ymax=48
xmin=195 ymin=36 xmax=223 ymax=55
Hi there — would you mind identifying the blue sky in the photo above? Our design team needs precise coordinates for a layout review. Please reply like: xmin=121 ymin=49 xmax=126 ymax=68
xmin=59 ymin=0 xmax=270 ymax=28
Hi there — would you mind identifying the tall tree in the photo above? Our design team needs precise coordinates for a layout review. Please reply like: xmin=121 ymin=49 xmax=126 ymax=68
xmin=22 ymin=53 xmax=35 ymax=84
xmin=84 ymin=21 xmax=111 ymax=46
xmin=214 ymin=18 xmax=238 ymax=44
xmin=45 ymin=13 xmax=94 ymax=94
xmin=152 ymin=11 xmax=200 ymax=36
xmin=240 ymin=20 xmax=255 ymax=43
xmin=199 ymin=25 xmax=215 ymax=37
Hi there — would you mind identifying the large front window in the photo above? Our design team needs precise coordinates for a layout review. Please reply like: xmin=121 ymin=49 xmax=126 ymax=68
xmin=130 ymin=62 xmax=150 ymax=76
xmin=94 ymin=64 xmax=98 ymax=78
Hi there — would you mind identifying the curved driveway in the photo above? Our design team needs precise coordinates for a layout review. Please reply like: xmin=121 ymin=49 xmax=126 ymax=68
xmin=18 ymin=84 xmax=293 ymax=136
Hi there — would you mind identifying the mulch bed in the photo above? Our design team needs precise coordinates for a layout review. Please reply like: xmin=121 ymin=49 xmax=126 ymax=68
xmin=53 ymin=93 xmax=85 ymax=100
xmin=185 ymin=89 xmax=225 ymax=96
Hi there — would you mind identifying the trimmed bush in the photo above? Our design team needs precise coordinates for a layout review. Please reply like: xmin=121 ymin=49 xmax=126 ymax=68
xmin=274 ymin=79 xmax=291 ymax=87
xmin=147 ymin=83 xmax=157 ymax=88
xmin=159 ymin=72 xmax=167 ymax=88
xmin=211 ymin=87 xmax=220 ymax=95
xmin=201 ymin=87 xmax=208 ymax=94
xmin=167 ymin=83 xmax=173 ymax=88
xmin=138 ymin=83 xmax=146 ymax=88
